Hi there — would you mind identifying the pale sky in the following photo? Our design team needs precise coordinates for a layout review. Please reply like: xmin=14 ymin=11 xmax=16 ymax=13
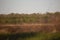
xmin=0 ymin=0 xmax=60 ymax=14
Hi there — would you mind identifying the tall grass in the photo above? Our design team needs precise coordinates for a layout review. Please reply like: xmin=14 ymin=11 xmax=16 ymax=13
xmin=0 ymin=32 xmax=60 ymax=40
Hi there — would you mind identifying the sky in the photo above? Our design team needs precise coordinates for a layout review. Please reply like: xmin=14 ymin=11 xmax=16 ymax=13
xmin=0 ymin=0 xmax=60 ymax=14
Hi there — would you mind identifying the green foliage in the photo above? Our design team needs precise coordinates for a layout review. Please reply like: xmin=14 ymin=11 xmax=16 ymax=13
xmin=0 ymin=12 xmax=60 ymax=24
xmin=0 ymin=32 xmax=60 ymax=40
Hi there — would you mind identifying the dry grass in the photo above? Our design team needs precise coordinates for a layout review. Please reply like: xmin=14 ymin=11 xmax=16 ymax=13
xmin=0 ymin=23 xmax=59 ymax=34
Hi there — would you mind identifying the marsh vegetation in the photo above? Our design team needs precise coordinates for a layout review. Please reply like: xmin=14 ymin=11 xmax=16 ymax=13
xmin=0 ymin=12 xmax=60 ymax=40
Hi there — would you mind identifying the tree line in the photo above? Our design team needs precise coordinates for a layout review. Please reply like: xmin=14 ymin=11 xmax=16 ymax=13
xmin=0 ymin=12 xmax=60 ymax=24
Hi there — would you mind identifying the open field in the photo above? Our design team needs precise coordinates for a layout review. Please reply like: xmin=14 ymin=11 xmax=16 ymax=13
xmin=0 ymin=23 xmax=60 ymax=40
xmin=0 ymin=23 xmax=57 ymax=33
